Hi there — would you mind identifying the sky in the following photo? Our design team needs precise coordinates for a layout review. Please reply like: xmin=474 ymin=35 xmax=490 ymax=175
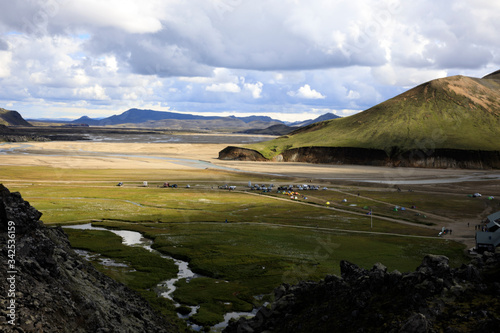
xmin=0 ymin=0 xmax=499 ymax=122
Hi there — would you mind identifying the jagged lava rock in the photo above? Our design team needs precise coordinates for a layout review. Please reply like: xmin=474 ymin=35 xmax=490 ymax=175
xmin=0 ymin=184 xmax=177 ymax=333
xmin=225 ymin=255 xmax=500 ymax=333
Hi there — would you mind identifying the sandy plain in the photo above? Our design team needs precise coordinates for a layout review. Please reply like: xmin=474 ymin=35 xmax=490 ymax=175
xmin=1 ymin=140 xmax=499 ymax=249
xmin=1 ymin=141 xmax=498 ymax=182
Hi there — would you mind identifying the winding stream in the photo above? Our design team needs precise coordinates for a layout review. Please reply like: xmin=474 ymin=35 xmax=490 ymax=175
xmin=63 ymin=223 xmax=257 ymax=331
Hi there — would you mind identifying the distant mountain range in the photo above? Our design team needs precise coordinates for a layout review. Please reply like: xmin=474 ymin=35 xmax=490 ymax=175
xmin=69 ymin=109 xmax=282 ymax=127
xmin=69 ymin=108 xmax=340 ymax=132
xmin=239 ymin=113 xmax=341 ymax=135
xmin=2 ymin=106 xmax=340 ymax=133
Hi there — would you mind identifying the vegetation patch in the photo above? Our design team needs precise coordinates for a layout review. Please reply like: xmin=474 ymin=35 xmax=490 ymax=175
xmin=2 ymin=165 xmax=481 ymax=328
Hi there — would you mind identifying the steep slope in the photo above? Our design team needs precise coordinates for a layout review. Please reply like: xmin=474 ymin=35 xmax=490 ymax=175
xmin=250 ymin=75 xmax=500 ymax=157
xmin=0 ymin=185 xmax=178 ymax=332
xmin=482 ymin=69 xmax=500 ymax=80
xmin=0 ymin=108 xmax=32 ymax=126
xmin=222 ymin=73 xmax=500 ymax=168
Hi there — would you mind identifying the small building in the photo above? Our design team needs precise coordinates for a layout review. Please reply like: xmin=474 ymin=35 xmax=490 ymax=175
xmin=475 ymin=211 xmax=500 ymax=253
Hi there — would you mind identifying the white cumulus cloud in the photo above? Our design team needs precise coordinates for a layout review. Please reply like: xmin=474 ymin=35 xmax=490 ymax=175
xmin=206 ymin=82 xmax=241 ymax=93
xmin=288 ymin=84 xmax=326 ymax=99
xmin=244 ymin=82 xmax=263 ymax=99
xmin=0 ymin=51 xmax=12 ymax=78
xmin=0 ymin=0 xmax=499 ymax=120
xmin=73 ymin=84 xmax=109 ymax=100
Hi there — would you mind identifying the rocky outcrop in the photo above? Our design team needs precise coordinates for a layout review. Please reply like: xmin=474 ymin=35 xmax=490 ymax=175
xmin=224 ymin=254 xmax=500 ymax=333
xmin=278 ymin=146 xmax=390 ymax=165
xmin=0 ymin=184 xmax=177 ymax=332
xmin=0 ymin=126 xmax=87 ymax=142
xmin=0 ymin=109 xmax=32 ymax=127
xmin=218 ymin=146 xmax=268 ymax=161
xmin=0 ymin=135 xmax=50 ymax=142
xmin=218 ymin=146 xmax=500 ymax=169
xmin=394 ymin=148 xmax=500 ymax=169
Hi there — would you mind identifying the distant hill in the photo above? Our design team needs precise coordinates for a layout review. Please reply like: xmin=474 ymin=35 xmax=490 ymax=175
xmin=229 ymin=115 xmax=279 ymax=123
xmin=0 ymin=108 xmax=32 ymax=126
xmin=239 ymin=124 xmax=298 ymax=136
xmin=239 ymin=113 xmax=341 ymax=135
xmin=289 ymin=112 xmax=341 ymax=127
xmin=220 ymin=71 xmax=500 ymax=168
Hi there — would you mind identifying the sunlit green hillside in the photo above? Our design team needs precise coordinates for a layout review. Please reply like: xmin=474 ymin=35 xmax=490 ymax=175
xmin=249 ymin=74 xmax=500 ymax=159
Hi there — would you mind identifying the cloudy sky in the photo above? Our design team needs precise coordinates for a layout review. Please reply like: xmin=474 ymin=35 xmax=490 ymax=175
xmin=0 ymin=0 xmax=499 ymax=122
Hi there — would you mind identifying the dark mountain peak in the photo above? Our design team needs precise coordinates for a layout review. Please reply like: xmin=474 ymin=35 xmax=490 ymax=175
xmin=0 ymin=108 xmax=32 ymax=126
xmin=290 ymin=112 xmax=340 ymax=127
xmin=71 ymin=115 xmax=100 ymax=125
xmin=483 ymin=69 xmax=500 ymax=81
xmin=314 ymin=112 xmax=340 ymax=122
xmin=73 ymin=115 xmax=94 ymax=121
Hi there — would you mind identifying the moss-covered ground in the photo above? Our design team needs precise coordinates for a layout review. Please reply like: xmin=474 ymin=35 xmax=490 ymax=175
xmin=2 ymin=165 xmax=490 ymax=330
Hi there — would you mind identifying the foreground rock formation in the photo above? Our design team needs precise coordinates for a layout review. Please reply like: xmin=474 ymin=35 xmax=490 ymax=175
xmin=225 ymin=254 xmax=500 ymax=333
xmin=0 ymin=184 xmax=177 ymax=332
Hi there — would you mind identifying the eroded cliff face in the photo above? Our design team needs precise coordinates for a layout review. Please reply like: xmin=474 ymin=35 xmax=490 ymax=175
xmin=0 ymin=184 xmax=177 ymax=333
xmin=219 ymin=146 xmax=500 ymax=169
xmin=279 ymin=147 xmax=390 ymax=165
xmin=218 ymin=146 xmax=268 ymax=161
xmin=224 ymin=254 xmax=500 ymax=333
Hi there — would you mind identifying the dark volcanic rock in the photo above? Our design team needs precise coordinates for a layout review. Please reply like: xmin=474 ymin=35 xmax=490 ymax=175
xmin=281 ymin=147 xmax=500 ymax=169
xmin=0 ymin=184 xmax=177 ymax=333
xmin=224 ymin=254 xmax=500 ymax=333
xmin=218 ymin=146 xmax=268 ymax=161
xmin=279 ymin=146 xmax=390 ymax=165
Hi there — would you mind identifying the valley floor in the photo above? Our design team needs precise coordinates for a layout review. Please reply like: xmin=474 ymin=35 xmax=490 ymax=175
xmin=2 ymin=138 xmax=498 ymax=329
xmin=2 ymin=140 xmax=499 ymax=181
xmin=1 ymin=140 xmax=499 ymax=250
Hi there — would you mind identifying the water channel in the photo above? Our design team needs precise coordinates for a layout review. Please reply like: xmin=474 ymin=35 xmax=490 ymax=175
xmin=63 ymin=223 xmax=258 ymax=331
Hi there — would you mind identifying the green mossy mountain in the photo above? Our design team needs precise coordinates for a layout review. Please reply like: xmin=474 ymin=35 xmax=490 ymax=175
xmin=246 ymin=72 xmax=500 ymax=160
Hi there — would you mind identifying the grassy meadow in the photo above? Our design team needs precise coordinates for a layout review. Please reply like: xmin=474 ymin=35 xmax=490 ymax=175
xmin=2 ymin=164 xmax=490 ymax=329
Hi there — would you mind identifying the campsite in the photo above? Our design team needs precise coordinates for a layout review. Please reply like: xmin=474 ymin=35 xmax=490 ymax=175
xmin=1 ymin=140 xmax=499 ymax=330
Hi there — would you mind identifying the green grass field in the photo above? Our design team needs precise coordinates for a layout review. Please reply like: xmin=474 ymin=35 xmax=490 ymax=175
xmin=2 ymin=165 xmax=488 ymax=329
